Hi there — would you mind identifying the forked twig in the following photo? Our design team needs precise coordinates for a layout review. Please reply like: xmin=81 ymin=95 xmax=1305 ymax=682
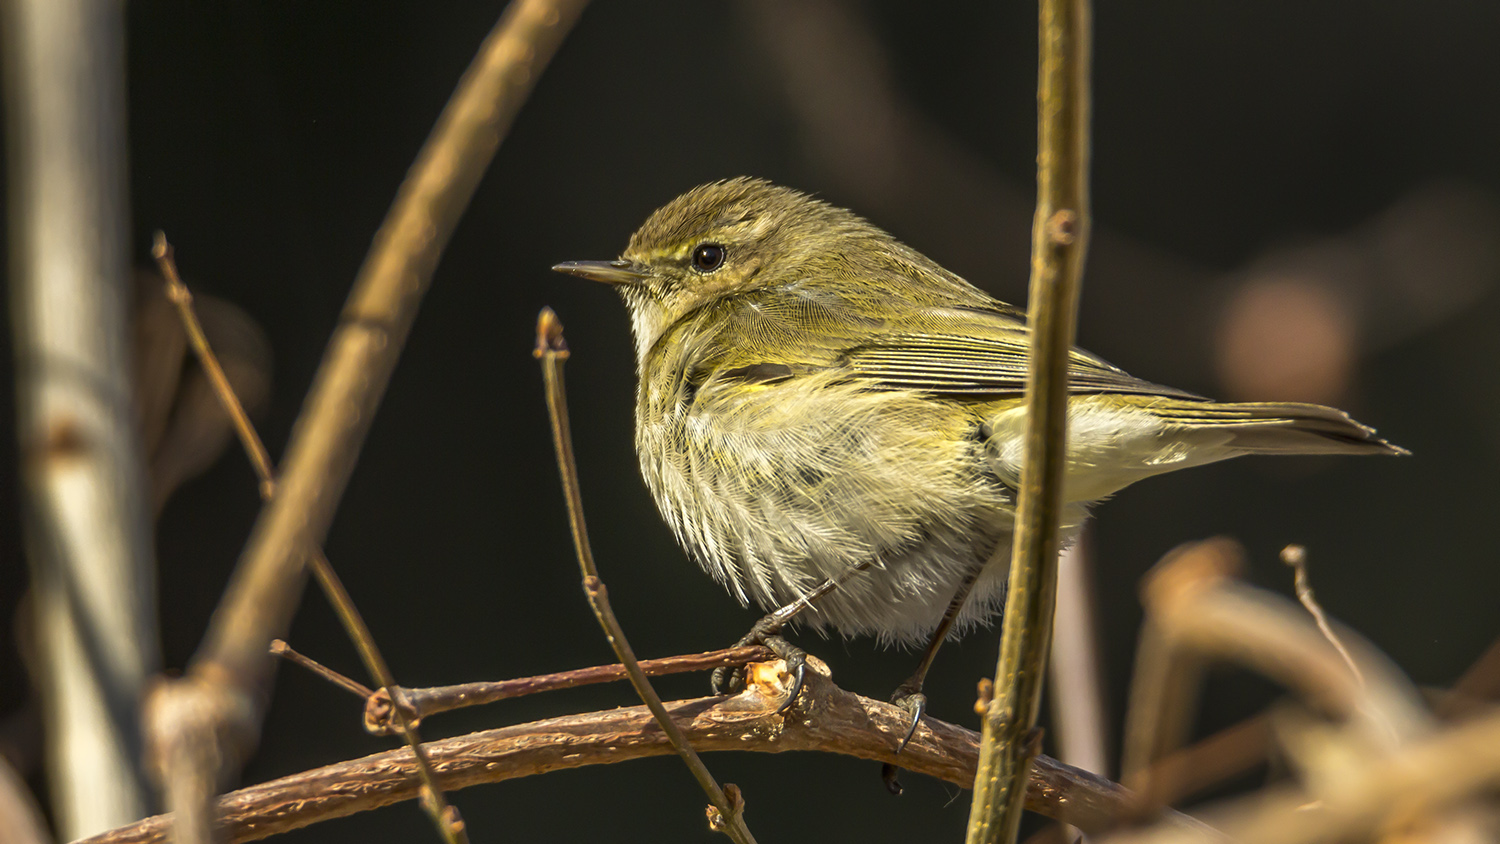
xmin=534 ymin=308 xmax=758 ymax=843
xmin=152 ymin=236 xmax=467 ymax=842
xmin=967 ymin=0 xmax=1093 ymax=841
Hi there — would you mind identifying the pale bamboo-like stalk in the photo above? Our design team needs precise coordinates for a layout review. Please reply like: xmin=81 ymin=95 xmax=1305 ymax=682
xmin=141 ymin=2 xmax=590 ymax=841
xmin=966 ymin=0 xmax=1092 ymax=841
xmin=2 ymin=0 xmax=159 ymax=837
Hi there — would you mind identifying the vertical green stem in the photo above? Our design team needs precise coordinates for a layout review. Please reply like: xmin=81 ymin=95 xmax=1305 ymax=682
xmin=965 ymin=0 xmax=1092 ymax=841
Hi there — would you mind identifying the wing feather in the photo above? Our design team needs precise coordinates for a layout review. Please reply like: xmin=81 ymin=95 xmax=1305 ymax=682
xmin=836 ymin=309 xmax=1203 ymax=400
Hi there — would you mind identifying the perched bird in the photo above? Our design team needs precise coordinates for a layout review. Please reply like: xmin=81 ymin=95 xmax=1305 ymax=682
xmin=554 ymin=177 xmax=1403 ymax=734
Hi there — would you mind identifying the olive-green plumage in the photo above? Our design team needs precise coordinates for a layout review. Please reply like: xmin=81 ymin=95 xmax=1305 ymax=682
xmin=555 ymin=177 xmax=1403 ymax=646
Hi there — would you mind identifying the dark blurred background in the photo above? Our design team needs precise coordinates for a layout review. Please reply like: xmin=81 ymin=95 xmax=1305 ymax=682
xmin=4 ymin=1 xmax=1499 ymax=841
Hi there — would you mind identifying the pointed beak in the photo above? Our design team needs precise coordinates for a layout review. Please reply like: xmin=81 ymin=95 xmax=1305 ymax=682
xmin=551 ymin=259 xmax=646 ymax=286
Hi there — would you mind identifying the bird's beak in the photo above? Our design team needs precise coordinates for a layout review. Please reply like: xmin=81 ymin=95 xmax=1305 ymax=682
xmin=551 ymin=259 xmax=646 ymax=286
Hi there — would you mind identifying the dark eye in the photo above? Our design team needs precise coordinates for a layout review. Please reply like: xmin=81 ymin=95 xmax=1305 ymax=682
xmin=691 ymin=243 xmax=726 ymax=273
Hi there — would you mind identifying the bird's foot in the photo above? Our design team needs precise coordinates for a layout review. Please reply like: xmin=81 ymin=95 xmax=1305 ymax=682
xmin=880 ymin=681 xmax=927 ymax=795
xmin=710 ymin=615 xmax=807 ymax=714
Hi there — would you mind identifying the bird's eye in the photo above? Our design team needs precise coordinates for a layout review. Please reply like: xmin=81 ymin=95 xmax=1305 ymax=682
xmin=691 ymin=243 xmax=726 ymax=273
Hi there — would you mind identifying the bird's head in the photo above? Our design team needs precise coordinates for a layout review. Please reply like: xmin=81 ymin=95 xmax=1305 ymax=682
xmin=553 ymin=177 xmax=876 ymax=361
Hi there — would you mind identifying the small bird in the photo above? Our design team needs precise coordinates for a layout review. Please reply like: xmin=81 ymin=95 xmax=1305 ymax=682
xmin=554 ymin=177 xmax=1403 ymax=740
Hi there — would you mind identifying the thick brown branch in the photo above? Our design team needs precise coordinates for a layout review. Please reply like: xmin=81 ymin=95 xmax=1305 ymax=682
xmin=86 ymin=667 xmax=1179 ymax=844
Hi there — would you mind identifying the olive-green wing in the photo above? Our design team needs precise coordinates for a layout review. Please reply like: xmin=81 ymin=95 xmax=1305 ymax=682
xmin=836 ymin=309 xmax=1203 ymax=400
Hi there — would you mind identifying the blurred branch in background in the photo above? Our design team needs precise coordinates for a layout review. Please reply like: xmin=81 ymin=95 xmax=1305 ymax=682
xmin=1049 ymin=536 xmax=1110 ymax=841
xmin=1215 ymin=182 xmax=1500 ymax=406
xmin=1107 ymin=539 xmax=1500 ymax=844
xmin=2 ymin=0 xmax=160 ymax=838
xmin=741 ymin=0 xmax=1500 ymax=402
xmin=0 ymin=750 xmax=49 ymax=844
xmin=141 ymin=2 xmax=590 ymax=841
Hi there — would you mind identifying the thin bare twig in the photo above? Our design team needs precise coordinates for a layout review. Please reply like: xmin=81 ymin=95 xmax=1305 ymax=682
xmin=153 ymin=237 xmax=467 ymax=842
xmin=535 ymin=308 xmax=758 ymax=843
xmin=83 ymin=666 xmax=1200 ymax=844
xmin=967 ymin=0 xmax=1093 ymax=841
xmin=362 ymin=646 xmax=774 ymax=734
xmin=269 ymin=641 xmax=373 ymax=700
xmin=143 ymin=1 xmax=589 ymax=839
xmin=1280 ymin=544 xmax=1365 ymax=690
xmin=151 ymin=235 xmax=276 ymax=499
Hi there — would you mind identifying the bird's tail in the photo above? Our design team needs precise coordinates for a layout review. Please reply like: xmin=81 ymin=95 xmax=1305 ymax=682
xmin=1159 ymin=400 xmax=1408 ymax=457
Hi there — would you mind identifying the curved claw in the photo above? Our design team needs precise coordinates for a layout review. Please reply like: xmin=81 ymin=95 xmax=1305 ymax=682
xmin=774 ymin=659 xmax=806 ymax=715
xmin=895 ymin=692 xmax=926 ymax=753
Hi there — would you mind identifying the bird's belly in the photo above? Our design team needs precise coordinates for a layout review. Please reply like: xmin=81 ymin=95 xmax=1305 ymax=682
xmin=636 ymin=376 xmax=1015 ymax=645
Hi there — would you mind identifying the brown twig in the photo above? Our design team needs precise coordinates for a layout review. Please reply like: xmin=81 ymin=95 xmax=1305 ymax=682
xmin=151 ymin=235 xmax=276 ymax=499
xmin=269 ymin=640 xmax=373 ymax=700
xmin=535 ymin=308 xmax=758 ymax=843
xmin=153 ymin=237 xmax=466 ymax=843
xmin=363 ymin=646 xmax=774 ymax=734
xmin=83 ymin=666 xmax=1202 ymax=844
xmin=967 ymin=0 xmax=1093 ymax=841
xmin=142 ymin=1 xmax=589 ymax=839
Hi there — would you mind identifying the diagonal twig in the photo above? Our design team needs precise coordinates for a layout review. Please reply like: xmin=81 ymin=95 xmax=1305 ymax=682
xmin=534 ymin=308 xmax=759 ymax=842
xmin=141 ymin=2 xmax=590 ymax=841
xmin=269 ymin=640 xmax=374 ymax=700
xmin=153 ymin=236 xmax=467 ymax=842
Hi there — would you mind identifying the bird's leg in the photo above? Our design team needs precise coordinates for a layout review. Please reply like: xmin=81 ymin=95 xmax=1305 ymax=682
xmin=881 ymin=564 xmax=985 ymax=795
xmin=710 ymin=559 xmax=875 ymax=710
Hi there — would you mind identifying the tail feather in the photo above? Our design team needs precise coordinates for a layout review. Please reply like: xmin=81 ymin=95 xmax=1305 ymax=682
xmin=1161 ymin=401 xmax=1409 ymax=457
